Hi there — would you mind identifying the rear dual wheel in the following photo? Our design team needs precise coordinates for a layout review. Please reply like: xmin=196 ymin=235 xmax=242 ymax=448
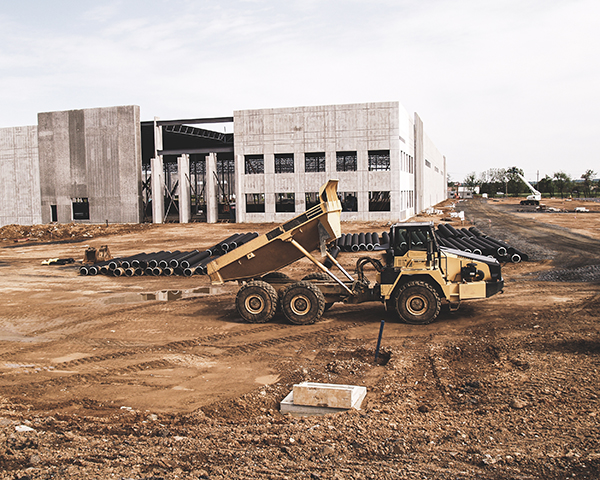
xmin=236 ymin=280 xmax=278 ymax=323
xmin=280 ymin=281 xmax=326 ymax=325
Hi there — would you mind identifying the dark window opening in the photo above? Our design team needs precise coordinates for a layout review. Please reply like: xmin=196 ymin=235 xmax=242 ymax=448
xmin=305 ymin=192 xmax=319 ymax=210
xmin=72 ymin=198 xmax=90 ymax=220
xmin=50 ymin=205 xmax=57 ymax=222
xmin=275 ymin=154 xmax=294 ymax=173
xmin=425 ymin=159 xmax=431 ymax=168
xmin=276 ymin=193 xmax=295 ymax=212
xmin=339 ymin=192 xmax=358 ymax=212
xmin=305 ymin=152 xmax=326 ymax=173
xmin=336 ymin=151 xmax=357 ymax=172
xmin=369 ymin=191 xmax=390 ymax=212
xmin=393 ymin=226 xmax=431 ymax=255
xmin=245 ymin=155 xmax=264 ymax=174
xmin=368 ymin=150 xmax=390 ymax=171
xmin=246 ymin=193 xmax=265 ymax=213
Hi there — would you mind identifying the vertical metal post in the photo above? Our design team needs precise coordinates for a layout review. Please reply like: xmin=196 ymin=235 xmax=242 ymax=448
xmin=374 ymin=319 xmax=385 ymax=362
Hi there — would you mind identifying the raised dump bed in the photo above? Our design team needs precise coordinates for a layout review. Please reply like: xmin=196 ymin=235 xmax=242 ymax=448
xmin=206 ymin=180 xmax=343 ymax=284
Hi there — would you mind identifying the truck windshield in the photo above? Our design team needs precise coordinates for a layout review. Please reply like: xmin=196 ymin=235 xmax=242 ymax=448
xmin=393 ymin=227 xmax=430 ymax=254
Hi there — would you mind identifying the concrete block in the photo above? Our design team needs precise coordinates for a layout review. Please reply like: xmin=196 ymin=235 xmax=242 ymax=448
xmin=294 ymin=382 xmax=366 ymax=409
xmin=280 ymin=382 xmax=366 ymax=416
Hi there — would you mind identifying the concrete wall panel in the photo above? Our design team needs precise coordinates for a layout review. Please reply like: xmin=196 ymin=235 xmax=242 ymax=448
xmin=38 ymin=105 xmax=142 ymax=224
xmin=0 ymin=126 xmax=42 ymax=227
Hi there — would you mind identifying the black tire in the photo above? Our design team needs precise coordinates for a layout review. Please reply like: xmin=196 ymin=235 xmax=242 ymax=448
xmin=393 ymin=281 xmax=441 ymax=325
xmin=261 ymin=272 xmax=291 ymax=281
xmin=302 ymin=272 xmax=334 ymax=311
xmin=235 ymin=280 xmax=278 ymax=323
xmin=301 ymin=272 xmax=330 ymax=281
xmin=280 ymin=281 xmax=326 ymax=325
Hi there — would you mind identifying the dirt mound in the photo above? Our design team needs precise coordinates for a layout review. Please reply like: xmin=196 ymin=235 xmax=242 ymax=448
xmin=0 ymin=223 xmax=155 ymax=243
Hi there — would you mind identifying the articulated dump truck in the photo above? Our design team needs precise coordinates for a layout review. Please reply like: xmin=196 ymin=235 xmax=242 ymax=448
xmin=207 ymin=180 xmax=504 ymax=325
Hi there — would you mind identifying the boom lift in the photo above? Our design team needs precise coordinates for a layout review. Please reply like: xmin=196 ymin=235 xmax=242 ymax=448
xmin=207 ymin=180 xmax=504 ymax=325
xmin=518 ymin=173 xmax=542 ymax=205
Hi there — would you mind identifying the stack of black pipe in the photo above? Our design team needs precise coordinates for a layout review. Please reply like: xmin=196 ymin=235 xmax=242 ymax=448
xmin=79 ymin=232 xmax=259 ymax=277
xmin=434 ymin=224 xmax=528 ymax=263
xmin=335 ymin=232 xmax=388 ymax=252
xmin=334 ymin=226 xmax=527 ymax=263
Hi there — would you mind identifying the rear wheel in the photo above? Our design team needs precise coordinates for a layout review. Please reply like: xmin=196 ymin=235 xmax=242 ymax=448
xmin=281 ymin=281 xmax=326 ymax=325
xmin=236 ymin=280 xmax=278 ymax=323
xmin=393 ymin=281 xmax=441 ymax=325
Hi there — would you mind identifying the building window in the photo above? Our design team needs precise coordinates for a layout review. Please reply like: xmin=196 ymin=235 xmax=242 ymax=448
xmin=434 ymin=166 xmax=439 ymax=173
xmin=425 ymin=159 xmax=431 ymax=168
xmin=275 ymin=154 xmax=294 ymax=173
xmin=276 ymin=193 xmax=295 ymax=212
xmin=245 ymin=155 xmax=264 ymax=174
xmin=368 ymin=150 xmax=390 ymax=171
xmin=369 ymin=191 xmax=390 ymax=212
xmin=305 ymin=152 xmax=326 ymax=173
xmin=72 ymin=198 xmax=90 ymax=220
xmin=50 ymin=205 xmax=57 ymax=222
xmin=336 ymin=151 xmax=357 ymax=172
xmin=245 ymin=193 xmax=265 ymax=213
xmin=339 ymin=192 xmax=358 ymax=212
xmin=305 ymin=192 xmax=320 ymax=210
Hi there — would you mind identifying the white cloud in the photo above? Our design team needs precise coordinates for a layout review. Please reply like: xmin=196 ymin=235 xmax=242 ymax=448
xmin=0 ymin=0 xmax=598 ymax=178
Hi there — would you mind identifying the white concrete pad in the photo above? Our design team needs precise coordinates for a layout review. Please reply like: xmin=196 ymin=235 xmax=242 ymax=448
xmin=280 ymin=382 xmax=366 ymax=416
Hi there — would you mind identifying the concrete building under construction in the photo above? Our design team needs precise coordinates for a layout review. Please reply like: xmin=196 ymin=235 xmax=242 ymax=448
xmin=0 ymin=101 xmax=447 ymax=227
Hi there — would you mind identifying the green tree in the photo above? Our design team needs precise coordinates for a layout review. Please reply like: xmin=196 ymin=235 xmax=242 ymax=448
xmin=537 ymin=175 xmax=554 ymax=196
xmin=463 ymin=172 xmax=478 ymax=188
xmin=506 ymin=166 xmax=525 ymax=195
xmin=581 ymin=169 xmax=597 ymax=198
xmin=553 ymin=171 xmax=572 ymax=199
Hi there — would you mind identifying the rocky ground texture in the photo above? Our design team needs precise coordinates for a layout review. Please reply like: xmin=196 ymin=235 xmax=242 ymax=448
xmin=0 ymin=198 xmax=599 ymax=479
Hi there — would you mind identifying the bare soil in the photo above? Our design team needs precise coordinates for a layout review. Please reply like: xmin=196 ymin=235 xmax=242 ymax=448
xmin=0 ymin=199 xmax=599 ymax=479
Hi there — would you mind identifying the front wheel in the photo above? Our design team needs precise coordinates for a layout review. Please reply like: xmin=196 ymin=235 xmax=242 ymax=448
xmin=236 ymin=280 xmax=278 ymax=323
xmin=393 ymin=281 xmax=441 ymax=325
xmin=280 ymin=281 xmax=325 ymax=325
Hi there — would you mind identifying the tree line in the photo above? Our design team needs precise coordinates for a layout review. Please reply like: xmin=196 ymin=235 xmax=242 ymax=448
xmin=453 ymin=168 xmax=598 ymax=198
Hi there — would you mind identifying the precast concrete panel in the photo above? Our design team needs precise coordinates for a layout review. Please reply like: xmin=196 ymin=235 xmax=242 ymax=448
xmin=38 ymin=105 xmax=142 ymax=224
xmin=0 ymin=126 xmax=42 ymax=227
xmin=117 ymin=106 xmax=143 ymax=223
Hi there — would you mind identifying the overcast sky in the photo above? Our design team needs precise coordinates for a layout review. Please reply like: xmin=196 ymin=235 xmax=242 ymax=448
xmin=1 ymin=0 xmax=598 ymax=182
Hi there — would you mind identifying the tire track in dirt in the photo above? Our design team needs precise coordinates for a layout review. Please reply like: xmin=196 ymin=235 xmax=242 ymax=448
xmin=0 ymin=296 xmax=247 ymax=360
xmin=0 ymin=322 xmax=368 ymax=397
xmin=220 ymin=322 xmax=367 ymax=357
xmin=46 ymin=323 xmax=292 ymax=369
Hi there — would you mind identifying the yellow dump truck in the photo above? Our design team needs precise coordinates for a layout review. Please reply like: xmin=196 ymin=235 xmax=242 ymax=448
xmin=207 ymin=180 xmax=503 ymax=325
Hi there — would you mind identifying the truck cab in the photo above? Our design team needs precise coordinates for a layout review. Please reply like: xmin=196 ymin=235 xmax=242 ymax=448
xmin=377 ymin=222 xmax=504 ymax=324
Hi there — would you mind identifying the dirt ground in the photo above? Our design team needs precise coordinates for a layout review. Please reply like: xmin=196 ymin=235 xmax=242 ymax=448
xmin=0 ymin=198 xmax=599 ymax=479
